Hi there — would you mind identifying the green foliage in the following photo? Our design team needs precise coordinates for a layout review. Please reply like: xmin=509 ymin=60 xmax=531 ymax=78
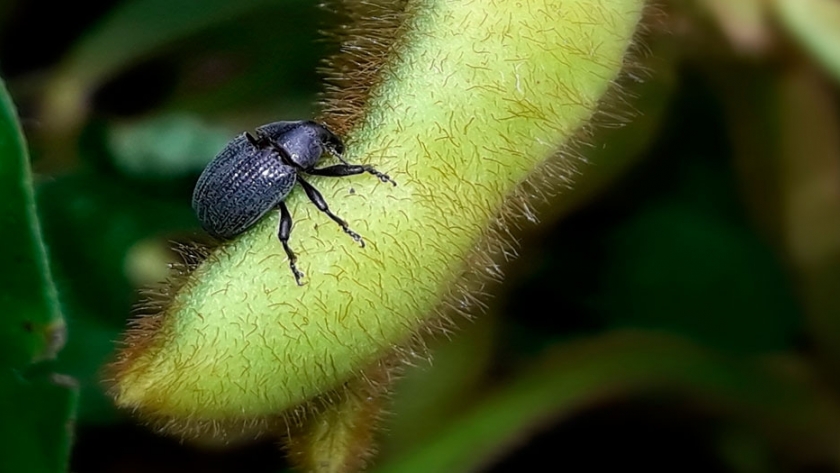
xmin=0 ymin=78 xmax=77 ymax=472
xmin=1 ymin=0 xmax=839 ymax=471
xmin=378 ymin=332 xmax=840 ymax=473
xmin=0 ymin=79 xmax=63 ymax=369
xmin=41 ymin=0 xmax=307 ymax=132
xmin=0 ymin=371 xmax=78 ymax=473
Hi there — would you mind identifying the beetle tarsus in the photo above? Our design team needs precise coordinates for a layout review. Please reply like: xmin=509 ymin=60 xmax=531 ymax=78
xmin=366 ymin=166 xmax=396 ymax=186
xmin=289 ymin=260 xmax=305 ymax=286
xmin=343 ymin=227 xmax=365 ymax=248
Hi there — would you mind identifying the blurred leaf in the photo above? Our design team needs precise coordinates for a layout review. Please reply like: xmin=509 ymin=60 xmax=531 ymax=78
xmin=508 ymin=74 xmax=800 ymax=355
xmin=597 ymin=200 xmax=799 ymax=354
xmin=158 ymin=8 xmax=323 ymax=118
xmin=382 ymin=313 xmax=498 ymax=456
xmin=0 ymin=371 xmax=79 ymax=473
xmin=698 ymin=0 xmax=771 ymax=54
xmin=709 ymin=66 xmax=783 ymax=246
xmin=716 ymin=426 xmax=776 ymax=473
xmin=41 ymin=0 xmax=289 ymax=133
xmin=374 ymin=332 xmax=840 ymax=473
xmin=774 ymin=0 xmax=840 ymax=82
xmin=55 ymin=315 xmax=124 ymax=424
xmin=714 ymin=62 xmax=840 ymax=370
xmin=38 ymin=173 xmax=196 ymax=319
xmin=0 ymin=77 xmax=64 ymax=369
xmin=37 ymin=173 xmax=196 ymax=423
xmin=776 ymin=67 xmax=840 ymax=371
xmin=590 ymin=73 xmax=799 ymax=354
xmin=108 ymin=113 xmax=232 ymax=179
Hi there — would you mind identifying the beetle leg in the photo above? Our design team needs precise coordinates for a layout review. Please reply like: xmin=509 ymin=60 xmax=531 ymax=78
xmin=307 ymin=164 xmax=396 ymax=186
xmin=297 ymin=177 xmax=365 ymax=248
xmin=278 ymin=202 xmax=305 ymax=286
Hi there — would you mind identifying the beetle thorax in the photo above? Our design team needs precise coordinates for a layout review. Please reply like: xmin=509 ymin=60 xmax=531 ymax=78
xmin=277 ymin=126 xmax=323 ymax=170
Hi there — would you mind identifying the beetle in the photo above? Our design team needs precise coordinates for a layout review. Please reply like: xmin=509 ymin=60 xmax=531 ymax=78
xmin=192 ymin=120 xmax=395 ymax=286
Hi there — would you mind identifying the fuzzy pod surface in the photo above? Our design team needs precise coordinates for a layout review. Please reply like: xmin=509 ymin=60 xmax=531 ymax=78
xmin=112 ymin=0 xmax=647 ymax=430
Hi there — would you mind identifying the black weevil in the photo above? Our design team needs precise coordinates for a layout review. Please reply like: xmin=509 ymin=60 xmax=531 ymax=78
xmin=192 ymin=121 xmax=395 ymax=285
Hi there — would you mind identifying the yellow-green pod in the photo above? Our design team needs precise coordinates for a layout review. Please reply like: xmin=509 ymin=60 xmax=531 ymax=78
xmin=110 ymin=0 xmax=648 ymax=436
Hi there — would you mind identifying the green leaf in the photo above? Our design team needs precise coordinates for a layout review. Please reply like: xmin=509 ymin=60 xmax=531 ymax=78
xmin=0 ymin=77 xmax=78 ymax=473
xmin=0 ymin=371 xmax=79 ymax=473
xmin=774 ymin=0 xmax=840 ymax=83
xmin=374 ymin=332 xmax=840 ymax=473
xmin=0 ymin=78 xmax=64 ymax=369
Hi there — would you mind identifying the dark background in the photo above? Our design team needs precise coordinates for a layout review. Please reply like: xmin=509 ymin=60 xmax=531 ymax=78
xmin=1 ymin=0 xmax=839 ymax=471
